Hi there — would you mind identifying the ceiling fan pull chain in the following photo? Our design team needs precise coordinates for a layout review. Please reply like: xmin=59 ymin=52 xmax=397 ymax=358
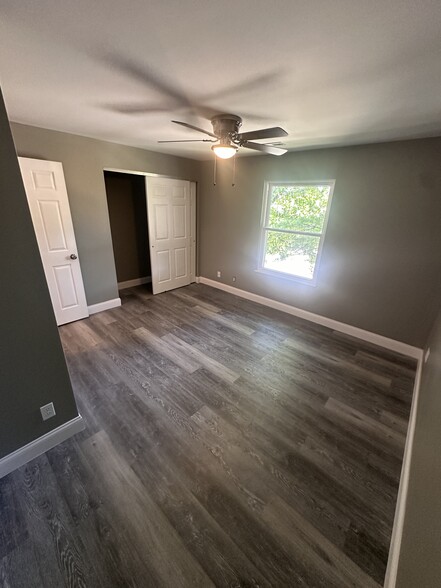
xmin=213 ymin=154 xmax=217 ymax=186
xmin=232 ymin=155 xmax=236 ymax=187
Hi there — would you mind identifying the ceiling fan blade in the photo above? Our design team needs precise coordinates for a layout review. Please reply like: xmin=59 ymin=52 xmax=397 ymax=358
xmin=238 ymin=127 xmax=288 ymax=141
xmin=158 ymin=139 xmax=215 ymax=143
xmin=172 ymin=120 xmax=217 ymax=138
xmin=242 ymin=141 xmax=287 ymax=156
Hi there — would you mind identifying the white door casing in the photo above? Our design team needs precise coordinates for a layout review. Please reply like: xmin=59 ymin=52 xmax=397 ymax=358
xmin=190 ymin=182 xmax=196 ymax=283
xmin=19 ymin=157 xmax=89 ymax=325
xmin=146 ymin=177 xmax=192 ymax=294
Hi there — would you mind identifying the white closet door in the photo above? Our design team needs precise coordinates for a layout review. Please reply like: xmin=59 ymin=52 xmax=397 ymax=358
xmin=146 ymin=177 xmax=191 ymax=294
xmin=19 ymin=157 xmax=89 ymax=325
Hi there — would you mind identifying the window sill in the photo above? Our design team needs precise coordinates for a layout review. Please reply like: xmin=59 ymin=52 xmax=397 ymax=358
xmin=255 ymin=267 xmax=318 ymax=287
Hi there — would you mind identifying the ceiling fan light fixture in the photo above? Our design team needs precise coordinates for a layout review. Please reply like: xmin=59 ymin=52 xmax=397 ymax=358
xmin=211 ymin=143 xmax=238 ymax=159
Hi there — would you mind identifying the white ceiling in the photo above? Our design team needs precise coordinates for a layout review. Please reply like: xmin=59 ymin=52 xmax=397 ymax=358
xmin=1 ymin=0 xmax=441 ymax=160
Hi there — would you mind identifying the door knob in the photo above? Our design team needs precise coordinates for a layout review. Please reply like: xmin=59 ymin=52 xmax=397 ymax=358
xmin=70 ymin=254 xmax=78 ymax=260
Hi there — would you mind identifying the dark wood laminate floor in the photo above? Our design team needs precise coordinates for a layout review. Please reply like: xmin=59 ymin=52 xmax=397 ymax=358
xmin=0 ymin=284 xmax=416 ymax=587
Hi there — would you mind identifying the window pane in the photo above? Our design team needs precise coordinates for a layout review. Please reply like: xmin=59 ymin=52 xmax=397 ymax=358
xmin=264 ymin=231 xmax=321 ymax=279
xmin=268 ymin=184 xmax=331 ymax=233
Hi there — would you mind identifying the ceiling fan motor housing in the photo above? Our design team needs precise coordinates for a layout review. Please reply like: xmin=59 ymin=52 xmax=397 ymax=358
xmin=211 ymin=114 xmax=242 ymax=144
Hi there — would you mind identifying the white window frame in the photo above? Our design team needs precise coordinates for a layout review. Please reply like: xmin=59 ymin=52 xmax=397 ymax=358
xmin=257 ymin=180 xmax=335 ymax=286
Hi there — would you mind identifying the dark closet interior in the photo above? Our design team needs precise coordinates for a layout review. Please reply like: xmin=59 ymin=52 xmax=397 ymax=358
xmin=104 ymin=171 xmax=151 ymax=287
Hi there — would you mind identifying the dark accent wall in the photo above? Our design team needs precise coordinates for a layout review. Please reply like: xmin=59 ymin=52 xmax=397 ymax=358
xmin=199 ymin=138 xmax=441 ymax=347
xmin=104 ymin=172 xmax=150 ymax=284
xmin=10 ymin=123 xmax=200 ymax=306
xmin=0 ymin=89 xmax=79 ymax=460
xmin=396 ymin=304 xmax=441 ymax=586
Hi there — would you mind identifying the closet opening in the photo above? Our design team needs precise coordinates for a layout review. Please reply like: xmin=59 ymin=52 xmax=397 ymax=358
xmin=104 ymin=171 xmax=152 ymax=295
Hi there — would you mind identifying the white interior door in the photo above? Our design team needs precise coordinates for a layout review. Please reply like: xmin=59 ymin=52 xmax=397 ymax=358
xmin=146 ymin=177 xmax=192 ymax=294
xmin=19 ymin=157 xmax=89 ymax=325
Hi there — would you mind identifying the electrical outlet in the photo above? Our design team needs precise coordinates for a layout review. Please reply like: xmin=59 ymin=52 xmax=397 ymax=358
xmin=40 ymin=402 xmax=56 ymax=421
xmin=232 ymin=276 xmax=236 ymax=282
xmin=217 ymin=270 xmax=221 ymax=278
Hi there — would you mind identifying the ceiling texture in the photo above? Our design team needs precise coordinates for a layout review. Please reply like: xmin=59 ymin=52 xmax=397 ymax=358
xmin=1 ymin=0 xmax=441 ymax=160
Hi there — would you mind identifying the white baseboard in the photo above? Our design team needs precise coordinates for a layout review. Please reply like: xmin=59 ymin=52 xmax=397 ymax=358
xmin=197 ymin=277 xmax=422 ymax=360
xmin=118 ymin=276 xmax=152 ymax=289
xmin=0 ymin=415 xmax=85 ymax=479
xmin=88 ymin=297 xmax=121 ymax=315
xmin=384 ymin=357 xmax=423 ymax=587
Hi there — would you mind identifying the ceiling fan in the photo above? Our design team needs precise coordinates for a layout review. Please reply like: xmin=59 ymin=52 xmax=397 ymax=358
xmin=159 ymin=114 xmax=288 ymax=158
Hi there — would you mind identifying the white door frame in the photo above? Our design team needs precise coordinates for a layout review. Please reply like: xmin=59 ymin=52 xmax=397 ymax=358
xmin=103 ymin=168 xmax=197 ymax=291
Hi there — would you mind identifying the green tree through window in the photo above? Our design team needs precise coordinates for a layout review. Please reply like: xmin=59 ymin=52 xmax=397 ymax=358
xmin=261 ymin=182 xmax=334 ymax=281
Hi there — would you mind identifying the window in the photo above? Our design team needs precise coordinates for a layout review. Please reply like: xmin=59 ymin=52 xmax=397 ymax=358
xmin=259 ymin=181 xmax=334 ymax=284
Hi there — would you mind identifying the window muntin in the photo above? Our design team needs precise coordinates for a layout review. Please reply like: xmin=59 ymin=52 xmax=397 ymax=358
xmin=260 ymin=182 xmax=334 ymax=283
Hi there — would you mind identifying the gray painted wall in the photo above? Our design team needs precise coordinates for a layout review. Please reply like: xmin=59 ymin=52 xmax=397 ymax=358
xmin=199 ymin=138 xmax=441 ymax=347
xmin=11 ymin=123 xmax=200 ymax=306
xmin=0 ymin=90 xmax=79 ymax=460
xmin=104 ymin=172 xmax=151 ymax=284
xmin=396 ymin=305 xmax=441 ymax=587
